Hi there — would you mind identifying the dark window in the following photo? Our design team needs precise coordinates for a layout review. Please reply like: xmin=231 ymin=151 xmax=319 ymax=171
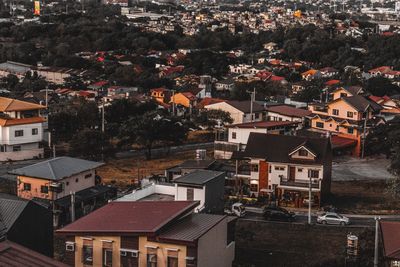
xmin=40 ymin=185 xmax=49 ymax=194
xmin=347 ymin=111 xmax=353 ymax=118
xmin=103 ymin=249 xmax=112 ymax=267
xmin=32 ymin=128 xmax=38 ymax=135
xmin=14 ymin=130 xmax=23 ymax=137
xmin=13 ymin=146 xmax=21 ymax=152
xmin=332 ymin=109 xmax=339 ymax=116
xmin=299 ymin=149 xmax=308 ymax=157
xmin=23 ymin=183 xmax=31 ymax=191
xmin=167 ymin=254 xmax=178 ymax=267
xmin=0 ymin=145 xmax=5 ymax=152
xmin=316 ymin=122 xmax=324 ymax=128
xmin=85 ymin=173 xmax=92 ymax=179
xmin=308 ymin=170 xmax=319 ymax=178
xmin=75 ymin=178 xmax=79 ymax=183
xmin=250 ymin=184 xmax=258 ymax=192
xmin=187 ymin=188 xmax=194 ymax=201
xmin=348 ymin=128 xmax=354 ymax=134
xmin=186 ymin=258 xmax=196 ymax=267
xmin=251 ymin=164 xmax=258 ymax=172
xmin=147 ymin=251 xmax=157 ymax=267
xmin=340 ymin=93 xmax=347 ymax=97
xmin=231 ymin=132 xmax=236 ymax=139
xmin=82 ymin=245 xmax=93 ymax=265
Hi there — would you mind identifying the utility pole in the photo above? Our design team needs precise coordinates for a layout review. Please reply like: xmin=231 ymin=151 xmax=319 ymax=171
xmin=70 ymin=191 xmax=75 ymax=222
xmin=308 ymin=176 xmax=312 ymax=224
xmin=53 ymin=145 xmax=56 ymax=158
xmin=374 ymin=216 xmax=380 ymax=267
xmin=45 ymin=87 xmax=48 ymax=107
xmin=361 ymin=111 xmax=367 ymax=158
xmin=250 ymin=87 xmax=255 ymax=122
xmin=101 ymin=103 xmax=105 ymax=162
xmin=171 ymin=90 xmax=175 ymax=115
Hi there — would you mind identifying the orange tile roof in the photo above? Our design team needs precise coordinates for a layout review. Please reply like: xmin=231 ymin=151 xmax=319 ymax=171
xmin=0 ymin=97 xmax=46 ymax=112
xmin=0 ymin=117 xmax=46 ymax=126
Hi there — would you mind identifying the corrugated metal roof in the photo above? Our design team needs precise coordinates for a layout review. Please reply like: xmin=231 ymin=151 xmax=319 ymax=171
xmin=0 ymin=194 xmax=28 ymax=235
xmin=174 ymin=170 xmax=225 ymax=185
xmin=9 ymin=157 xmax=104 ymax=181
xmin=158 ymin=213 xmax=226 ymax=242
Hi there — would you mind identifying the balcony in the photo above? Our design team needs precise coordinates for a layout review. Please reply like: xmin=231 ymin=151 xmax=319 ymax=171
xmin=279 ymin=177 xmax=320 ymax=189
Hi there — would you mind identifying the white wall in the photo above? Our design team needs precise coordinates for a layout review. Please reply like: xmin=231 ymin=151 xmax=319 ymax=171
xmin=116 ymin=184 xmax=175 ymax=201
xmin=1 ymin=122 xmax=43 ymax=145
xmin=197 ymin=217 xmax=235 ymax=267
xmin=205 ymin=102 xmax=244 ymax=124
xmin=266 ymin=111 xmax=302 ymax=122
xmin=55 ymin=170 xmax=96 ymax=199
xmin=0 ymin=147 xmax=43 ymax=161
xmin=267 ymin=162 xmax=323 ymax=186
xmin=228 ymin=128 xmax=267 ymax=144
xmin=175 ymin=185 xmax=205 ymax=210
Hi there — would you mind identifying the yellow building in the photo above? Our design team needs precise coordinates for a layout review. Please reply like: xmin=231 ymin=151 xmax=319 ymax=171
xmin=151 ymin=88 xmax=171 ymax=104
xmin=170 ymin=92 xmax=197 ymax=108
xmin=57 ymin=201 xmax=236 ymax=267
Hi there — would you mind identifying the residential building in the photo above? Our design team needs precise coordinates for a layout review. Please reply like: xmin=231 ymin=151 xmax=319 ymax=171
xmin=0 ymin=240 xmax=68 ymax=267
xmin=214 ymin=121 xmax=299 ymax=159
xmin=170 ymin=92 xmax=197 ymax=108
xmin=166 ymin=159 xmax=217 ymax=181
xmin=205 ymin=100 xmax=264 ymax=124
xmin=234 ymin=133 xmax=332 ymax=205
xmin=215 ymin=79 xmax=235 ymax=92
xmin=265 ymin=104 xmax=312 ymax=125
xmin=9 ymin=156 xmax=115 ymax=227
xmin=57 ymin=201 xmax=236 ymax=267
xmin=0 ymin=193 xmax=53 ymax=257
xmin=380 ymin=220 xmax=400 ymax=267
xmin=150 ymin=87 xmax=171 ymax=104
xmin=308 ymin=94 xmax=382 ymax=156
xmin=0 ymin=97 xmax=46 ymax=161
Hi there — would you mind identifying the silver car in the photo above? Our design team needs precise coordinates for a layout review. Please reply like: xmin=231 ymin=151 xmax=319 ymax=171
xmin=317 ymin=212 xmax=350 ymax=226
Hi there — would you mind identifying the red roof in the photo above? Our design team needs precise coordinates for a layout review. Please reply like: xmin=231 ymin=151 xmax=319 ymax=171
xmin=197 ymin=97 xmax=224 ymax=109
xmin=369 ymin=66 xmax=392 ymax=74
xmin=92 ymin=81 xmax=108 ymax=87
xmin=325 ymin=79 xmax=341 ymax=86
xmin=380 ymin=221 xmax=400 ymax=260
xmin=266 ymin=105 xmax=312 ymax=117
xmin=151 ymin=87 xmax=169 ymax=93
xmin=57 ymin=201 xmax=198 ymax=234
xmin=270 ymin=75 xmax=285 ymax=82
xmin=228 ymin=120 xmax=299 ymax=129
xmin=331 ymin=135 xmax=357 ymax=149
xmin=181 ymin=92 xmax=197 ymax=101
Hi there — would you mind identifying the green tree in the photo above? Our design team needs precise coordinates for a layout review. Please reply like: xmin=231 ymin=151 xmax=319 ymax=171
xmin=69 ymin=128 xmax=114 ymax=160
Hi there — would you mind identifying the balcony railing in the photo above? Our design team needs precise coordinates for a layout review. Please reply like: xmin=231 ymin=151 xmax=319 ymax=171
xmin=280 ymin=177 xmax=320 ymax=189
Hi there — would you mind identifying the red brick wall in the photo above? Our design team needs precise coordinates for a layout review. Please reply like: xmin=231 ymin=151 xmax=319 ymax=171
xmin=259 ymin=161 xmax=268 ymax=192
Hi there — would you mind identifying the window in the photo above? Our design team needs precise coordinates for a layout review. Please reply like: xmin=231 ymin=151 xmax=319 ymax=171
xmin=298 ymin=168 xmax=303 ymax=172
xmin=13 ymin=145 xmax=21 ymax=152
xmin=82 ymin=245 xmax=93 ymax=265
xmin=23 ymin=183 xmax=31 ymax=191
xmin=167 ymin=251 xmax=178 ymax=267
xmin=332 ymin=109 xmax=339 ymax=116
xmin=231 ymin=132 xmax=236 ymax=139
xmin=274 ymin=166 xmax=285 ymax=171
xmin=0 ymin=145 xmax=5 ymax=152
xmin=316 ymin=122 xmax=324 ymax=128
xmin=299 ymin=149 xmax=308 ymax=157
xmin=85 ymin=173 xmax=92 ymax=179
xmin=103 ymin=248 xmax=112 ymax=267
xmin=186 ymin=257 xmax=196 ymax=266
xmin=340 ymin=93 xmax=347 ymax=97
xmin=75 ymin=178 xmax=79 ymax=183
xmin=32 ymin=128 xmax=38 ymax=135
xmin=348 ymin=128 xmax=354 ymax=134
xmin=40 ymin=185 xmax=49 ymax=194
xmin=14 ymin=130 xmax=23 ymax=137
xmin=347 ymin=111 xmax=353 ymax=118
xmin=65 ymin=242 xmax=75 ymax=252
xmin=147 ymin=248 xmax=157 ymax=267
xmin=66 ymin=182 xmax=69 ymax=186
xmin=187 ymin=188 xmax=194 ymax=201
xmin=250 ymin=183 xmax=258 ymax=192
xmin=251 ymin=164 xmax=258 ymax=172
xmin=308 ymin=170 xmax=320 ymax=179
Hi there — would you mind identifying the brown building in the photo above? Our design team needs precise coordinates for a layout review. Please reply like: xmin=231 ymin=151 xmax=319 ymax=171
xmin=57 ymin=201 xmax=236 ymax=267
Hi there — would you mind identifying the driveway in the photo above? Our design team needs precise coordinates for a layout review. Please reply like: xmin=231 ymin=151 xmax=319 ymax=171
xmin=332 ymin=155 xmax=394 ymax=181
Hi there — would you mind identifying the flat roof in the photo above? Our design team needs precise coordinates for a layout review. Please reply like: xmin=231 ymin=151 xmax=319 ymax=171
xmin=174 ymin=170 xmax=225 ymax=186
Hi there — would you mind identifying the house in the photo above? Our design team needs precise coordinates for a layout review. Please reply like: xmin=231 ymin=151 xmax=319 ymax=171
xmin=0 ymin=97 xmax=46 ymax=161
xmin=57 ymin=201 xmax=236 ymax=267
xmin=331 ymin=86 xmax=363 ymax=100
xmin=265 ymin=105 xmax=312 ymax=125
xmin=263 ymin=42 xmax=278 ymax=52
xmin=301 ymin=69 xmax=321 ymax=80
xmin=150 ymin=87 xmax=171 ymax=104
xmin=165 ymin=159 xmax=217 ymax=181
xmin=0 ymin=240 xmax=68 ymax=267
xmin=368 ymin=66 xmax=393 ymax=77
xmin=170 ymin=92 xmax=197 ymax=108
xmin=197 ymin=97 xmax=224 ymax=109
xmin=174 ymin=170 xmax=225 ymax=213
xmin=214 ymin=121 xmax=299 ymax=160
xmin=205 ymin=100 xmax=264 ymax=124
xmin=380 ymin=220 xmax=400 ymax=267
xmin=308 ymin=94 xmax=382 ymax=156
xmin=215 ymin=79 xmax=235 ymax=92
xmin=0 ymin=193 xmax=53 ymax=257
xmin=9 ymin=156 xmax=115 ymax=227
xmin=319 ymin=67 xmax=339 ymax=78
xmin=236 ymin=133 xmax=332 ymax=205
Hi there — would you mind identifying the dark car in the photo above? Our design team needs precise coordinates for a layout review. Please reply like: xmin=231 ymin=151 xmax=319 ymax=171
xmin=263 ymin=206 xmax=296 ymax=222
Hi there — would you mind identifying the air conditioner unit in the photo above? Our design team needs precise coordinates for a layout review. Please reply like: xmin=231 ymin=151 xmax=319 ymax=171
xmin=66 ymin=242 xmax=75 ymax=252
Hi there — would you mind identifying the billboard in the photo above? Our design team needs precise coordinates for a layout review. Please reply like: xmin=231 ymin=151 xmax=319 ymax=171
xmin=34 ymin=1 xmax=40 ymax=16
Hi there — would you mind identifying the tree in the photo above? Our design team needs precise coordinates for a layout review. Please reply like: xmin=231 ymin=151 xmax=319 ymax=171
xmin=365 ymin=77 xmax=400 ymax=96
xmin=69 ymin=128 xmax=114 ymax=160
xmin=195 ymin=109 xmax=233 ymax=128
xmin=119 ymin=111 xmax=188 ymax=160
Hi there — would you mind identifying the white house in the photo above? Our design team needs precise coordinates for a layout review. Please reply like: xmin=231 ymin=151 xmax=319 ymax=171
xmin=205 ymin=100 xmax=264 ymax=124
xmin=0 ymin=97 xmax=46 ymax=161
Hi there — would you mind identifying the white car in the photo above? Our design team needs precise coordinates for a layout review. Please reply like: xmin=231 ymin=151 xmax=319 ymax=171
xmin=317 ymin=212 xmax=350 ymax=226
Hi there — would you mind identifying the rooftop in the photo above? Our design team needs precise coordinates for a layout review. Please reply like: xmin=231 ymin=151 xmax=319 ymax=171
xmin=266 ymin=105 xmax=312 ymax=117
xmin=380 ymin=220 xmax=400 ymax=260
xmin=174 ymin=170 xmax=225 ymax=186
xmin=226 ymin=100 xmax=264 ymax=113
xmin=57 ymin=201 xmax=198 ymax=234
xmin=9 ymin=156 xmax=104 ymax=181
xmin=227 ymin=120 xmax=299 ymax=129
xmin=0 ymin=97 xmax=46 ymax=112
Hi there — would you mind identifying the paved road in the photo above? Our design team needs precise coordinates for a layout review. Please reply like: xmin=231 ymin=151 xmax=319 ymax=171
xmin=332 ymin=155 xmax=394 ymax=181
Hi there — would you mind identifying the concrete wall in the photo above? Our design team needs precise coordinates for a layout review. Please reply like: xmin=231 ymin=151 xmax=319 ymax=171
xmin=197 ymin=217 xmax=235 ymax=267
xmin=1 ymin=122 xmax=44 ymax=145
xmin=74 ymin=236 xmax=121 ymax=267
xmin=0 ymin=147 xmax=43 ymax=161
xmin=117 ymin=184 xmax=175 ymax=201
xmin=228 ymin=128 xmax=268 ymax=144
xmin=175 ymin=185 xmax=206 ymax=211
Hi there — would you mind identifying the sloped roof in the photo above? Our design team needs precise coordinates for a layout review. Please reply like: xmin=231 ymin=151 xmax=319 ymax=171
xmin=174 ymin=170 xmax=224 ymax=185
xmin=0 ymin=97 xmax=46 ymax=112
xmin=0 ymin=240 xmax=68 ymax=267
xmin=227 ymin=120 xmax=299 ymax=129
xmin=242 ymin=133 xmax=331 ymax=165
xmin=0 ymin=194 xmax=28 ymax=236
xmin=341 ymin=95 xmax=382 ymax=112
xmin=158 ymin=213 xmax=227 ymax=243
xmin=380 ymin=221 xmax=400 ymax=260
xmin=266 ymin=105 xmax=312 ymax=117
xmin=9 ymin=157 xmax=104 ymax=181
xmin=226 ymin=100 xmax=264 ymax=113
xmin=57 ymin=201 xmax=198 ymax=234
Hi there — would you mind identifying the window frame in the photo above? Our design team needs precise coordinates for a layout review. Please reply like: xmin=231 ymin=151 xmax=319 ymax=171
xmin=14 ymin=130 xmax=24 ymax=137
xmin=32 ymin=128 xmax=39 ymax=135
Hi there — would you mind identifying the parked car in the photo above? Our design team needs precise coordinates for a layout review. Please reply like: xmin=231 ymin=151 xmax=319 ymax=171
xmin=224 ymin=203 xmax=246 ymax=217
xmin=263 ymin=206 xmax=295 ymax=222
xmin=317 ymin=212 xmax=350 ymax=226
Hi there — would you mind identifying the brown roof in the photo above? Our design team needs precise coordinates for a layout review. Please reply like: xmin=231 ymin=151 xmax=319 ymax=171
xmin=0 ymin=117 xmax=46 ymax=126
xmin=0 ymin=97 xmax=46 ymax=112
xmin=226 ymin=100 xmax=264 ymax=113
xmin=197 ymin=97 xmax=224 ymax=109
xmin=266 ymin=105 xmax=312 ymax=118
xmin=57 ymin=201 xmax=198 ymax=234
xmin=0 ymin=240 xmax=68 ymax=267
xmin=380 ymin=221 xmax=400 ymax=260
xmin=227 ymin=120 xmax=299 ymax=129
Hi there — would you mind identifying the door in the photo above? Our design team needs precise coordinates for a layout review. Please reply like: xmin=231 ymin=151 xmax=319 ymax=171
xmin=325 ymin=214 xmax=340 ymax=225
xmin=289 ymin=167 xmax=296 ymax=182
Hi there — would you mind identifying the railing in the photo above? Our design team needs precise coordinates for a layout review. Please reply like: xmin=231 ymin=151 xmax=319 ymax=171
xmin=214 ymin=141 xmax=240 ymax=153
xmin=280 ymin=177 xmax=320 ymax=189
